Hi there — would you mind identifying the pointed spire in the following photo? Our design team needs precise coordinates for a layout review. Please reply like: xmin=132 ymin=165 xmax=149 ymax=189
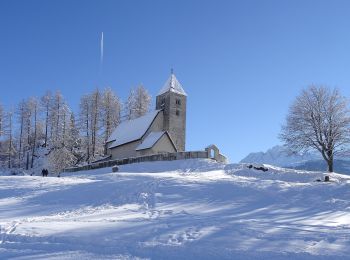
xmin=158 ymin=70 xmax=187 ymax=96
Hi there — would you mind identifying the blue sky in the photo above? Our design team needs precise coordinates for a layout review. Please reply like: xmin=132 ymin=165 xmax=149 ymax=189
xmin=1 ymin=0 xmax=350 ymax=162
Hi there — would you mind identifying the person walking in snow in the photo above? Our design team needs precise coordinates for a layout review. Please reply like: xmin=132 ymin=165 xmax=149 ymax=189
xmin=42 ymin=169 xmax=45 ymax=177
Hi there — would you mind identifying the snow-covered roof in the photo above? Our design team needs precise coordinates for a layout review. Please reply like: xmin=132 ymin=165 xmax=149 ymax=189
xmin=135 ymin=131 xmax=165 ymax=151
xmin=158 ymin=73 xmax=187 ymax=96
xmin=107 ymin=110 xmax=161 ymax=148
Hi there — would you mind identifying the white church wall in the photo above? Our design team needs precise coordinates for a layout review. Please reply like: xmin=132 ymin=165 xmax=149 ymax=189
xmin=110 ymin=140 xmax=140 ymax=160
xmin=151 ymin=134 xmax=176 ymax=154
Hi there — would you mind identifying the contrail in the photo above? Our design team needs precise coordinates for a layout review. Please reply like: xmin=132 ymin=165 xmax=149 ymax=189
xmin=100 ymin=32 xmax=104 ymax=64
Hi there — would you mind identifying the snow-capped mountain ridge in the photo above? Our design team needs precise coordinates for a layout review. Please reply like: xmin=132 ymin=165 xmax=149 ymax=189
xmin=241 ymin=145 xmax=350 ymax=174
xmin=240 ymin=145 xmax=319 ymax=166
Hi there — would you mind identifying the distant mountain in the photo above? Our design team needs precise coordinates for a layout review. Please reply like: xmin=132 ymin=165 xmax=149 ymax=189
xmin=240 ymin=145 xmax=319 ymax=167
xmin=240 ymin=145 xmax=350 ymax=175
xmin=289 ymin=159 xmax=350 ymax=174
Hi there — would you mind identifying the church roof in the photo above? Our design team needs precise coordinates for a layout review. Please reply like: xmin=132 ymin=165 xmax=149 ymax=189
xmin=158 ymin=73 xmax=187 ymax=96
xmin=107 ymin=110 xmax=161 ymax=148
xmin=135 ymin=131 xmax=166 ymax=151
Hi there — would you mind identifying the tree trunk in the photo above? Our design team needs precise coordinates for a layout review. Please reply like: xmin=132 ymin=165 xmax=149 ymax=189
xmin=56 ymin=97 xmax=60 ymax=142
xmin=86 ymin=108 xmax=90 ymax=163
xmin=31 ymin=104 xmax=37 ymax=168
xmin=18 ymin=111 xmax=23 ymax=167
xmin=26 ymin=151 xmax=29 ymax=170
xmin=8 ymin=113 xmax=12 ymax=169
xmin=62 ymin=110 xmax=66 ymax=147
xmin=44 ymin=103 xmax=49 ymax=147
xmin=327 ymin=157 xmax=334 ymax=172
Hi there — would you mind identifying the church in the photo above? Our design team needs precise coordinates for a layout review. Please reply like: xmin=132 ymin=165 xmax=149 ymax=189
xmin=106 ymin=72 xmax=187 ymax=160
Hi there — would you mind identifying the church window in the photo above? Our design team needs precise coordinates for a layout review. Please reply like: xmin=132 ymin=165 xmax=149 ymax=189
xmin=176 ymin=110 xmax=180 ymax=116
xmin=176 ymin=99 xmax=181 ymax=105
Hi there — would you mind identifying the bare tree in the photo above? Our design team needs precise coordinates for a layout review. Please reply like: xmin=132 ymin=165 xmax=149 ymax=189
xmin=280 ymin=85 xmax=350 ymax=172
xmin=100 ymin=87 xmax=121 ymax=154
xmin=126 ymin=85 xmax=151 ymax=120
xmin=30 ymin=98 xmax=39 ymax=169
xmin=79 ymin=94 xmax=91 ymax=163
xmin=16 ymin=100 xmax=26 ymax=167
xmin=90 ymin=89 xmax=101 ymax=157
xmin=40 ymin=91 xmax=52 ymax=147
xmin=23 ymin=99 xmax=33 ymax=170
xmin=66 ymin=112 xmax=80 ymax=152
xmin=0 ymin=103 xmax=3 ymax=137
xmin=3 ymin=109 xmax=16 ymax=168
xmin=51 ymin=91 xmax=64 ymax=145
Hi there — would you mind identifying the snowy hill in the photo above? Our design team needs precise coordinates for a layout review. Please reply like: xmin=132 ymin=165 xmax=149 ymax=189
xmin=1 ymin=159 xmax=350 ymax=259
xmin=240 ymin=145 xmax=350 ymax=174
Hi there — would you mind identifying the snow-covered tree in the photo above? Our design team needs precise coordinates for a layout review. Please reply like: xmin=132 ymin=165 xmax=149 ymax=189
xmin=40 ymin=91 xmax=52 ymax=147
xmin=90 ymin=89 xmax=102 ymax=157
xmin=66 ymin=112 xmax=81 ymax=152
xmin=3 ymin=109 xmax=16 ymax=168
xmin=280 ymin=85 xmax=350 ymax=172
xmin=29 ymin=98 xmax=39 ymax=169
xmin=22 ymin=99 xmax=34 ymax=170
xmin=101 ymin=87 xmax=121 ymax=154
xmin=79 ymin=94 xmax=91 ymax=163
xmin=16 ymin=100 xmax=26 ymax=166
xmin=48 ymin=146 xmax=76 ymax=174
xmin=126 ymin=85 xmax=151 ymax=120
xmin=0 ymin=103 xmax=3 ymax=137
xmin=50 ymin=91 xmax=64 ymax=145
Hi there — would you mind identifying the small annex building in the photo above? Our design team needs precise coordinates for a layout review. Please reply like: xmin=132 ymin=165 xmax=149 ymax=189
xmin=106 ymin=72 xmax=187 ymax=160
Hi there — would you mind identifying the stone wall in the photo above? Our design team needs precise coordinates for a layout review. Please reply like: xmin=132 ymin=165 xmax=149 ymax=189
xmin=64 ymin=151 xmax=211 ymax=173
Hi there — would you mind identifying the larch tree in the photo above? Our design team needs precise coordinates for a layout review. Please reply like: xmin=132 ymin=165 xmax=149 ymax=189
xmin=90 ymin=89 xmax=102 ymax=158
xmin=40 ymin=91 xmax=52 ymax=147
xmin=101 ymin=87 xmax=121 ymax=154
xmin=60 ymin=103 xmax=71 ymax=147
xmin=50 ymin=91 xmax=65 ymax=146
xmin=22 ymin=99 xmax=34 ymax=170
xmin=16 ymin=100 xmax=26 ymax=167
xmin=126 ymin=85 xmax=151 ymax=120
xmin=0 ymin=103 xmax=3 ymax=137
xmin=66 ymin=112 xmax=80 ymax=153
xmin=280 ymin=85 xmax=350 ymax=172
xmin=3 ymin=109 xmax=15 ymax=168
xmin=0 ymin=103 xmax=4 ymax=166
xmin=29 ymin=98 xmax=39 ymax=169
xmin=79 ymin=94 xmax=91 ymax=163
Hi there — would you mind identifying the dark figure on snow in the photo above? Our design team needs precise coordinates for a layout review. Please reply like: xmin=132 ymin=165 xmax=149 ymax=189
xmin=42 ymin=169 xmax=49 ymax=177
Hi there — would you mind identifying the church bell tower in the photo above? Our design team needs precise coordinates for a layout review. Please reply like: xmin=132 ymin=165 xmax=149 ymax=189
xmin=156 ymin=71 xmax=187 ymax=151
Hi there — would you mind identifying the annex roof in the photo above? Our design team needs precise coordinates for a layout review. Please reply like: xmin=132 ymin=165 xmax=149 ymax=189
xmin=135 ymin=131 xmax=166 ymax=151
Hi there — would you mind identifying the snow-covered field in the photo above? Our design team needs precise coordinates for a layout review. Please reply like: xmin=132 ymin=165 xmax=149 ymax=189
xmin=1 ymin=159 xmax=350 ymax=259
